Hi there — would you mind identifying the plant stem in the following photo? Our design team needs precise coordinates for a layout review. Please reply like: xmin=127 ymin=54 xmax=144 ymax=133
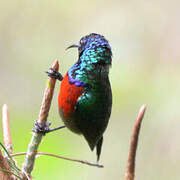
xmin=21 ymin=60 xmax=59 ymax=179
xmin=2 ymin=104 xmax=13 ymax=154
xmin=124 ymin=105 xmax=146 ymax=180
xmin=12 ymin=152 xmax=103 ymax=168
xmin=0 ymin=150 xmax=12 ymax=180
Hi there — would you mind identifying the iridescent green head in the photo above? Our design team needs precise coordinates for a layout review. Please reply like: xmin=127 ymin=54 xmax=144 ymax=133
xmin=67 ymin=33 xmax=112 ymax=65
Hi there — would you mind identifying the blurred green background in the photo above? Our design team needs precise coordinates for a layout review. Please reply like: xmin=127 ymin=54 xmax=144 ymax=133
xmin=0 ymin=0 xmax=180 ymax=179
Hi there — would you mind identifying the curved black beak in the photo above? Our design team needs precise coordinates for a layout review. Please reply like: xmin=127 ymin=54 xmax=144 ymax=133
xmin=66 ymin=43 xmax=80 ymax=50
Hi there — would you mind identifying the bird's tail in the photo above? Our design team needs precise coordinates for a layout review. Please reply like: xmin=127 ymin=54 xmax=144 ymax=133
xmin=96 ymin=136 xmax=103 ymax=162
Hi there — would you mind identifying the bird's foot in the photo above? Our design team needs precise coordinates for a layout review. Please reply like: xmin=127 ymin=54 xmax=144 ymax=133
xmin=33 ymin=120 xmax=51 ymax=135
xmin=33 ymin=120 xmax=66 ymax=135
xmin=46 ymin=68 xmax=63 ymax=81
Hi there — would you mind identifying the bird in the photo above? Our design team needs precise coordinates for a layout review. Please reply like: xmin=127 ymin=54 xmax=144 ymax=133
xmin=35 ymin=33 xmax=112 ymax=162
xmin=58 ymin=33 xmax=112 ymax=162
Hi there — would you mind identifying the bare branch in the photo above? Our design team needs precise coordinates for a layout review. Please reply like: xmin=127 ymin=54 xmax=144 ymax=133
xmin=125 ymin=104 xmax=146 ymax=180
xmin=21 ymin=60 xmax=59 ymax=179
xmin=0 ymin=150 xmax=12 ymax=180
xmin=1 ymin=105 xmax=19 ymax=180
xmin=2 ymin=104 xmax=13 ymax=154
xmin=12 ymin=152 xmax=103 ymax=168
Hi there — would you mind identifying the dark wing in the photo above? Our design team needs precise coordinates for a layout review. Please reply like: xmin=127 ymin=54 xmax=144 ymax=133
xmin=74 ymin=83 xmax=112 ymax=160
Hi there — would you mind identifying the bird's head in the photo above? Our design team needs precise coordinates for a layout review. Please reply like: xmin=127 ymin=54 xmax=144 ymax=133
xmin=67 ymin=33 xmax=112 ymax=65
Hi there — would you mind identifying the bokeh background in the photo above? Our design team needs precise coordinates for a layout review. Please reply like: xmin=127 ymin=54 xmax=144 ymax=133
xmin=0 ymin=0 xmax=180 ymax=179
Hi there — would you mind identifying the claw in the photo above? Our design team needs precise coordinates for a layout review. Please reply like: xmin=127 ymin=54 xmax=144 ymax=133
xmin=33 ymin=120 xmax=51 ymax=135
xmin=33 ymin=120 xmax=66 ymax=135
xmin=46 ymin=68 xmax=63 ymax=81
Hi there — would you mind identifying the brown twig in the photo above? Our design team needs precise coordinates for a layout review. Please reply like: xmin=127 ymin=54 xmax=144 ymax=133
xmin=124 ymin=104 xmax=146 ymax=180
xmin=21 ymin=60 xmax=59 ymax=179
xmin=0 ymin=150 xmax=13 ymax=180
xmin=1 ymin=104 xmax=20 ymax=180
xmin=12 ymin=152 xmax=103 ymax=168
xmin=2 ymin=104 xmax=13 ymax=154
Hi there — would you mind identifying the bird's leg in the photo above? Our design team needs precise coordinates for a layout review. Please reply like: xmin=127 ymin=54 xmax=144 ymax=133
xmin=46 ymin=125 xmax=66 ymax=133
xmin=46 ymin=67 xmax=63 ymax=81
xmin=33 ymin=120 xmax=66 ymax=135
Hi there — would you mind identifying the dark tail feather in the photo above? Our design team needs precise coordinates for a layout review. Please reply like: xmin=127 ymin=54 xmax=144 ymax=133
xmin=96 ymin=136 xmax=103 ymax=162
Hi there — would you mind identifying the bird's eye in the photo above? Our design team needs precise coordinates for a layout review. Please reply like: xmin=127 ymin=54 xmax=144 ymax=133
xmin=78 ymin=38 xmax=87 ymax=57
xmin=80 ymin=39 xmax=85 ymax=45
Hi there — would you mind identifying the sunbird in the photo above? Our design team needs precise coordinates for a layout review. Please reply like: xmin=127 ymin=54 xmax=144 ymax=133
xmin=34 ymin=33 xmax=112 ymax=161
